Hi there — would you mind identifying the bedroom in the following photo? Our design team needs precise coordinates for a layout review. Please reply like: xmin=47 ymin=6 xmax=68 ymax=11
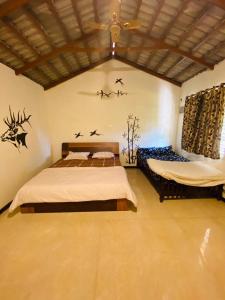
xmin=0 ymin=0 xmax=225 ymax=299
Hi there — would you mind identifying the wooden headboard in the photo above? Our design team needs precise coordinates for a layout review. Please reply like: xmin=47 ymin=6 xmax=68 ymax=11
xmin=62 ymin=142 xmax=119 ymax=158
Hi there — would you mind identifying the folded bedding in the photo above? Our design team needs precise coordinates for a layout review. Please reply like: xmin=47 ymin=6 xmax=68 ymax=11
xmin=147 ymin=159 xmax=225 ymax=187
xmin=9 ymin=166 xmax=137 ymax=212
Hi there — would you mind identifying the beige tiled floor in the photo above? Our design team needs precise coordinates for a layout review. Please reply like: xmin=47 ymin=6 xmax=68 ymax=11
xmin=0 ymin=169 xmax=225 ymax=300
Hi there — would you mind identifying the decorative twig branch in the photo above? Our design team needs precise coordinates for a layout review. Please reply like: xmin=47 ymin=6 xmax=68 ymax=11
xmin=122 ymin=114 xmax=140 ymax=164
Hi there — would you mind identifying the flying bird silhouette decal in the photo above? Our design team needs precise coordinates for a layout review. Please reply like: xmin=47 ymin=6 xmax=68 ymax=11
xmin=74 ymin=132 xmax=83 ymax=138
xmin=115 ymin=78 xmax=124 ymax=85
xmin=90 ymin=130 xmax=102 ymax=136
xmin=97 ymin=90 xmax=111 ymax=98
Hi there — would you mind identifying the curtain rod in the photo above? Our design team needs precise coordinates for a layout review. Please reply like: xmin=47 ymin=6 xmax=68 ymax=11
xmin=186 ymin=83 xmax=225 ymax=99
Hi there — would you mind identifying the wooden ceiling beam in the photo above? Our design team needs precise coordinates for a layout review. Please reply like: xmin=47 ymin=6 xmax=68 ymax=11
xmin=206 ymin=39 xmax=225 ymax=59
xmin=23 ymin=6 xmax=72 ymax=75
xmin=47 ymin=62 xmax=61 ymax=78
xmin=1 ymin=16 xmax=61 ymax=80
xmin=35 ymin=66 xmax=52 ymax=84
xmin=136 ymin=0 xmax=165 ymax=64
xmin=71 ymin=0 xmax=92 ymax=64
xmin=0 ymin=40 xmax=24 ymax=63
xmin=154 ymin=5 xmax=210 ymax=72
xmin=15 ymin=32 xmax=97 ymax=75
xmin=2 ymin=17 xmax=39 ymax=56
xmin=173 ymin=62 xmax=198 ymax=81
xmin=24 ymin=6 xmax=53 ymax=47
xmin=59 ymin=54 xmax=75 ymax=73
xmin=164 ymin=11 xmax=224 ymax=75
xmin=153 ymin=0 xmax=190 ymax=70
xmin=124 ymin=0 xmax=142 ymax=58
xmin=46 ymin=0 xmax=70 ymax=42
xmin=178 ymin=5 xmax=210 ymax=43
xmin=115 ymin=55 xmax=181 ymax=87
xmin=161 ymin=5 xmax=211 ymax=75
xmin=0 ymin=0 xmax=31 ymax=18
xmin=15 ymin=41 xmax=213 ymax=75
xmin=148 ymin=0 xmax=165 ymax=34
xmin=93 ymin=0 xmax=104 ymax=59
xmin=206 ymin=0 xmax=225 ymax=10
xmin=192 ymin=17 xmax=225 ymax=52
xmin=133 ymin=30 xmax=213 ymax=69
xmin=45 ymin=56 xmax=111 ymax=90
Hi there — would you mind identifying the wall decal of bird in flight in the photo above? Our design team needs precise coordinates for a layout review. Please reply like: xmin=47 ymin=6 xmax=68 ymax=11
xmin=74 ymin=132 xmax=83 ymax=138
xmin=115 ymin=78 xmax=124 ymax=85
xmin=97 ymin=90 xmax=112 ymax=98
xmin=90 ymin=130 xmax=102 ymax=136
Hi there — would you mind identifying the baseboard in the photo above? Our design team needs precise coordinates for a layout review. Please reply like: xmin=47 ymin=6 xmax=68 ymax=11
xmin=0 ymin=201 xmax=11 ymax=214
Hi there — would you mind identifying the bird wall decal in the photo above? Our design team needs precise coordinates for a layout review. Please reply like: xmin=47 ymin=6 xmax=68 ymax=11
xmin=115 ymin=78 xmax=124 ymax=85
xmin=74 ymin=132 xmax=83 ymax=138
xmin=90 ymin=130 xmax=102 ymax=136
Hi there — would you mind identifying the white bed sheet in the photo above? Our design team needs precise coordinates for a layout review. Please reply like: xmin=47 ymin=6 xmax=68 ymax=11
xmin=147 ymin=159 xmax=225 ymax=187
xmin=9 ymin=166 xmax=137 ymax=212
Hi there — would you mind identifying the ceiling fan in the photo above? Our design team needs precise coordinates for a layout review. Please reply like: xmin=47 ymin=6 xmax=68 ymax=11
xmin=89 ymin=0 xmax=141 ymax=43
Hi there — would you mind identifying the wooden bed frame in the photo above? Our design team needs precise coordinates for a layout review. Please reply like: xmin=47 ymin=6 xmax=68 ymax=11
xmin=20 ymin=142 xmax=129 ymax=213
xmin=137 ymin=157 xmax=223 ymax=202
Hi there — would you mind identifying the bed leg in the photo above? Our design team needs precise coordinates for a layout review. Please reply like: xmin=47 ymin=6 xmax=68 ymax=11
xmin=160 ymin=196 xmax=164 ymax=203
xmin=117 ymin=199 xmax=128 ymax=211
xmin=20 ymin=206 xmax=35 ymax=213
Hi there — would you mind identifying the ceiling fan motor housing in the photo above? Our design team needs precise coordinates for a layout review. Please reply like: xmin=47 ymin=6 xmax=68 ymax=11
xmin=110 ymin=24 xmax=121 ymax=43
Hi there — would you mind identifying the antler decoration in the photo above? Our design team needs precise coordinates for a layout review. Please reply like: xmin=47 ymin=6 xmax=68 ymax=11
xmin=1 ymin=106 xmax=32 ymax=150
xmin=4 ymin=106 xmax=31 ymax=130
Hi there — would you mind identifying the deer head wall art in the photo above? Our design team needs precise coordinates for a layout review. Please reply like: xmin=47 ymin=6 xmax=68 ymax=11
xmin=1 ymin=106 xmax=32 ymax=150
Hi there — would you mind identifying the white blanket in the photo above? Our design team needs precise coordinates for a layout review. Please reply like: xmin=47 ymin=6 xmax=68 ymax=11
xmin=147 ymin=159 xmax=225 ymax=187
xmin=9 ymin=167 xmax=137 ymax=212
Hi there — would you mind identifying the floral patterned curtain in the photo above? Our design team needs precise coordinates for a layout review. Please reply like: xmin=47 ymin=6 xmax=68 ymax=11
xmin=181 ymin=84 xmax=225 ymax=159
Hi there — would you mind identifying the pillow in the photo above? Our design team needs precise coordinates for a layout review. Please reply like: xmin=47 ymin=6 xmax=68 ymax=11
xmin=92 ymin=151 xmax=115 ymax=159
xmin=137 ymin=146 xmax=173 ymax=156
xmin=64 ymin=151 xmax=90 ymax=160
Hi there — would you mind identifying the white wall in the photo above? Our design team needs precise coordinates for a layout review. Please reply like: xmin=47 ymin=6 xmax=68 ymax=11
xmin=0 ymin=64 xmax=51 ymax=209
xmin=44 ymin=59 xmax=181 ymax=164
xmin=177 ymin=59 xmax=225 ymax=160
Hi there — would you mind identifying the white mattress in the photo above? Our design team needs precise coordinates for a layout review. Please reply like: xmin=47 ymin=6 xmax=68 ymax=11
xmin=147 ymin=159 xmax=225 ymax=187
xmin=9 ymin=166 xmax=137 ymax=212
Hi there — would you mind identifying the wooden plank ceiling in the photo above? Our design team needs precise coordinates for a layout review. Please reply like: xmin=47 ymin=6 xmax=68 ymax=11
xmin=0 ymin=0 xmax=225 ymax=90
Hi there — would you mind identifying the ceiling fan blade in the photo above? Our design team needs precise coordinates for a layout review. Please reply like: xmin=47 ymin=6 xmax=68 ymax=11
xmin=87 ymin=21 xmax=108 ymax=30
xmin=122 ymin=19 xmax=141 ymax=30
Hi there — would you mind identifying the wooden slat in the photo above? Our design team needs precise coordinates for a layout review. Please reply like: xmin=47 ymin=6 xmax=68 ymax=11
xmin=174 ymin=62 xmax=197 ymax=81
xmin=24 ymin=7 xmax=72 ymax=74
xmin=135 ymin=0 xmax=165 ymax=63
xmin=115 ymin=55 xmax=181 ymax=87
xmin=46 ymin=0 xmax=70 ymax=42
xmin=15 ymin=42 xmax=214 ymax=75
xmin=71 ymin=0 xmax=92 ymax=64
xmin=2 ymin=16 xmax=39 ymax=56
xmin=192 ymin=17 xmax=225 ymax=52
xmin=24 ymin=6 xmax=52 ymax=47
xmin=124 ymin=0 xmax=142 ymax=58
xmin=154 ymin=5 xmax=210 ymax=72
xmin=2 ymin=15 xmax=62 ymax=80
xmin=44 ymin=56 xmax=111 ymax=90
xmin=207 ymin=0 xmax=225 ymax=10
xmin=152 ymin=0 xmax=190 ymax=70
xmin=0 ymin=40 xmax=24 ymax=63
xmin=0 ymin=0 xmax=31 ymax=18
xmin=15 ymin=32 xmax=97 ymax=74
xmin=133 ymin=30 xmax=214 ymax=69
xmin=164 ymin=14 xmax=225 ymax=75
